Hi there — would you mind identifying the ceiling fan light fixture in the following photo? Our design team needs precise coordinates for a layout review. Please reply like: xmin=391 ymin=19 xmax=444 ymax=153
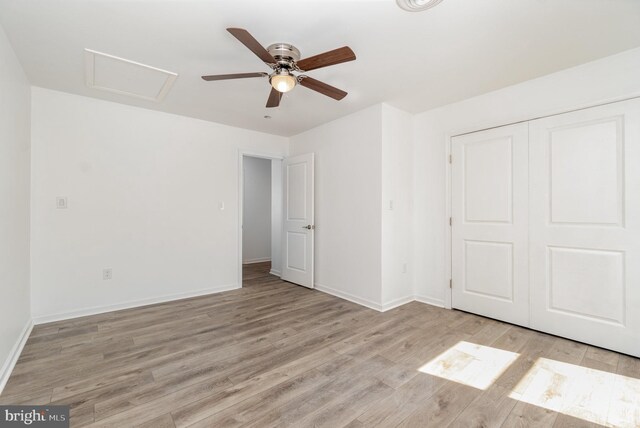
xmin=396 ymin=0 xmax=444 ymax=12
xmin=270 ymin=70 xmax=296 ymax=93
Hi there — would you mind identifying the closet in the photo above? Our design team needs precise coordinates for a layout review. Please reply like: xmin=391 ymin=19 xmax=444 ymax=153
xmin=451 ymin=98 xmax=640 ymax=356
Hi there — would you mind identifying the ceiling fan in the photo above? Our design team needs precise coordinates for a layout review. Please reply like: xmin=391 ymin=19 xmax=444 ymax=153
xmin=201 ymin=28 xmax=356 ymax=108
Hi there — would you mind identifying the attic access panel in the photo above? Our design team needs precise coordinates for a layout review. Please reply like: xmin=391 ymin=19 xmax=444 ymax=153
xmin=85 ymin=49 xmax=177 ymax=102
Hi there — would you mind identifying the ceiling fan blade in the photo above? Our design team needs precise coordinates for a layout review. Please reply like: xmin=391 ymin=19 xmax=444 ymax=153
xmin=298 ymin=76 xmax=347 ymax=100
xmin=227 ymin=28 xmax=276 ymax=65
xmin=296 ymin=46 xmax=356 ymax=72
xmin=201 ymin=72 xmax=267 ymax=81
xmin=266 ymin=87 xmax=282 ymax=108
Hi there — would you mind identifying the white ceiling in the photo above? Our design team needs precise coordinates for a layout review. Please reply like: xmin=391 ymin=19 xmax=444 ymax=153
xmin=1 ymin=0 xmax=639 ymax=136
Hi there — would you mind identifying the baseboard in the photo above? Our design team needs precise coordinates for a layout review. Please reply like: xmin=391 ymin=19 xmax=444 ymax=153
xmin=380 ymin=295 xmax=415 ymax=312
xmin=31 ymin=282 xmax=447 ymax=325
xmin=242 ymin=258 xmax=271 ymax=265
xmin=314 ymin=283 xmax=447 ymax=313
xmin=314 ymin=283 xmax=383 ymax=311
xmin=33 ymin=283 xmax=240 ymax=325
xmin=414 ymin=294 xmax=445 ymax=308
xmin=0 ymin=319 xmax=33 ymax=395
xmin=269 ymin=269 xmax=281 ymax=277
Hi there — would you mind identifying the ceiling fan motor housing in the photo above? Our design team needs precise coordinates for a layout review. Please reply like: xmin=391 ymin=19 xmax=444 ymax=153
xmin=267 ymin=43 xmax=301 ymax=68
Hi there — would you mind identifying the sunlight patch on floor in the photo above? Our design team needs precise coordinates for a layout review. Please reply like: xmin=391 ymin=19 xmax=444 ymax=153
xmin=418 ymin=341 xmax=519 ymax=390
xmin=510 ymin=357 xmax=640 ymax=427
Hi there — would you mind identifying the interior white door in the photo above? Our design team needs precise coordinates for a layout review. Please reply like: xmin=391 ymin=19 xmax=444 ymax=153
xmin=451 ymin=123 xmax=530 ymax=326
xmin=281 ymin=153 xmax=315 ymax=288
xmin=529 ymin=99 xmax=640 ymax=357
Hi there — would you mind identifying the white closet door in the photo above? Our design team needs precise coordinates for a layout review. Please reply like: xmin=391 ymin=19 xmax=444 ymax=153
xmin=529 ymin=99 xmax=640 ymax=357
xmin=451 ymin=123 xmax=530 ymax=326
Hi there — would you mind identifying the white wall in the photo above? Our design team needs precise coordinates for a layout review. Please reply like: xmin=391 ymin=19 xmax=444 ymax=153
xmin=290 ymin=105 xmax=383 ymax=308
xmin=288 ymin=103 xmax=414 ymax=310
xmin=242 ymin=156 xmax=272 ymax=264
xmin=0 ymin=25 xmax=31 ymax=390
xmin=270 ymin=159 xmax=283 ymax=276
xmin=413 ymin=47 xmax=640 ymax=306
xmin=30 ymin=88 xmax=288 ymax=321
xmin=381 ymin=104 xmax=414 ymax=308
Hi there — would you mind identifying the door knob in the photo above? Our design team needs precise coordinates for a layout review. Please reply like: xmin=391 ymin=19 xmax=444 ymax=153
xmin=302 ymin=225 xmax=314 ymax=230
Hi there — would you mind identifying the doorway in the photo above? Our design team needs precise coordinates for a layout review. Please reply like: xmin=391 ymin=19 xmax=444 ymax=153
xmin=239 ymin=153 xmax=283 ymax=287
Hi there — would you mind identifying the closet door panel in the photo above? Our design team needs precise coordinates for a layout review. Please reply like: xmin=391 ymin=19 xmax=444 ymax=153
xmin=451 ymin=123 xmax=530 ymax=326
xmin=529 ymin=98 xmax=640 ymax=357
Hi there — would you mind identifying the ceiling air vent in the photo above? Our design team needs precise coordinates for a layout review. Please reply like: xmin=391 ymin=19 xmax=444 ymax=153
xmin=396 ymin=0 xmax=445 ymax=12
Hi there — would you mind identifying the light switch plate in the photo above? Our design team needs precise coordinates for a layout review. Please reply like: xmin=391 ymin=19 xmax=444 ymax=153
xmin=56 ymin=197 xmax=68 ymax=209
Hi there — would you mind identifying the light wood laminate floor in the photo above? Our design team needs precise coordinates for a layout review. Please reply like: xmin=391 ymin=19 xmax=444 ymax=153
xmin=1 ymin=262 xmax=639 ymax=427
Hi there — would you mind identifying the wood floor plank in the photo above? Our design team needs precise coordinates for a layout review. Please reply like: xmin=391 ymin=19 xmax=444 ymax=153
xmin=552 ymin=413 xmax=602 ymax=428
xmin=94 ymin=376 xmax=233 ymax=424
xmin=169 ymin=347 xmax=340 ymax=427
xmin=355 ymin=373 xmax=448 ymax=427
xmin=296 ymin=378 xmax=392 ymax=428
xmin=395 ymin=380 xmax=481 ymax=427
xmin=502 ymin=401 xmax=560 ymax=427
xmin=51 ymin=369 xmax=155 ymax=402
xmin=448 ymin=384 xmax=518 ymax=428
xmin=0 ymin=263 xmax=638 ymax=428
xmin=494 ymin=333 xmax=555 ymax=393
xmin=184 ymin=369 xmax=329 ymax=427
xmin=242 ymin=356 xmax=371 ymax=427
xmin=0 ymin=388 xmax=52 ymax=405
xmin=88 ymin=376 xmax=235 ymax=427
xmin=135 ymin=413 xmax=175 ymax=428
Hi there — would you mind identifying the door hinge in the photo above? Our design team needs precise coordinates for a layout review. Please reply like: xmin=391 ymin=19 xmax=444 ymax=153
xmin=449 ymin=279 xmax=453 ymax=289
xmin=449 ymin=217 xmax=452 ymax=226
xmin=449 ymin=154 xmax=452 ymax=164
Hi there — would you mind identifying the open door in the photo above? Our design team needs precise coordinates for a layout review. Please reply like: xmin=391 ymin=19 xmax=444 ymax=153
xmin=281 ymin=153 xmax=314 ymax=288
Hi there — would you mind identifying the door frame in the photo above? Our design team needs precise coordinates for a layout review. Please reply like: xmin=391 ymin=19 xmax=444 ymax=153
xmin=237 ymin=150 xmax=284 ymax=288
xmin=444 ymin=94 xmax=640 ymax=311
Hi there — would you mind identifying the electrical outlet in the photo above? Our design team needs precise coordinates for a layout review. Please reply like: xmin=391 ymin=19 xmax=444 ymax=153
xmin=103 ymin=268 xmax=112 ymax=280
